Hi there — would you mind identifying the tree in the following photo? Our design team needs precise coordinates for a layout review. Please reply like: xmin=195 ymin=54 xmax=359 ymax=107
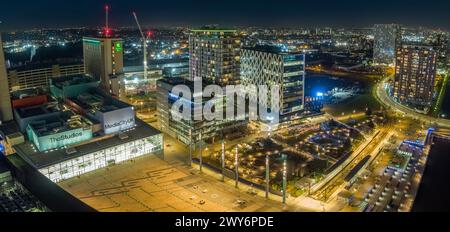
xmin=365 ymin=107 xmax=373 ymax=116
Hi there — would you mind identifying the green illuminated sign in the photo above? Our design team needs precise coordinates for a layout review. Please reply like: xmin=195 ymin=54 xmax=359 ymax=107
xmin=115 ymin=42 xmax=123 ymax=52
xmin=83 ymin=39 xmax=101 ymax=45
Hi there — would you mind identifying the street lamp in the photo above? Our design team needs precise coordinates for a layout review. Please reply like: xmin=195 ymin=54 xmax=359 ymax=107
xmin=189 ymin=129 xmax=193 ymax=166
xmin=199 ymin=133 xmax=203 ymax=173
xmin=221 ymin=137 xmax=225 ymax=182
xmin=235 ymin=146 xmax=239 ymax=189
xmin=265 ymin=152 xmax=271 ymax=199
xmin=282 ymin=154 xmax=287 ymax=205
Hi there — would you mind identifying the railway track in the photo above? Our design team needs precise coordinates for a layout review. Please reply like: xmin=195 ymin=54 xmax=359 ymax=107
xmin=312 ymin=128 xmax=392 ymax=201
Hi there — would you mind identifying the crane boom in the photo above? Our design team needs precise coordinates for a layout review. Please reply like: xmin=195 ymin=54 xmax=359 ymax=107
xmin=133 ymin=12 xmax=145 ymax=39
xmin=132 ymin=12 xmax=148 ymax=81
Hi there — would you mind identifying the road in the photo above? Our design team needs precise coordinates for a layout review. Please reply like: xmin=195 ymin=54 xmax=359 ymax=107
xmin=311 ymin=128 xmax=393 ymax=202
xmin=375 ymin=78 xmax=450 ymax=128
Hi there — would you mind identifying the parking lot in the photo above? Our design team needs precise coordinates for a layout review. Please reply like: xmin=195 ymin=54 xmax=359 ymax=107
xmin=59 ymin=155 xmax=287 ymax=212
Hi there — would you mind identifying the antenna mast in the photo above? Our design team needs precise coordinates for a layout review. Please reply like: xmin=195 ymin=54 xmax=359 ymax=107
xmin=105 ymin=4 xmax=110 ymax=37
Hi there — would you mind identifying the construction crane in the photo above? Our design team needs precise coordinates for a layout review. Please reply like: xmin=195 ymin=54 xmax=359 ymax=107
xmin=132 ymin=12 xmax=148 ymax=81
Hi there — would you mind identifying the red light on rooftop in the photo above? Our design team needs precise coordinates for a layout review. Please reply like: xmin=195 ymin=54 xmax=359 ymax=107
xmin=147 ymin=31 xmax=153 ymax=38
xmin=104 ymin=29 xmax=111 ymax=37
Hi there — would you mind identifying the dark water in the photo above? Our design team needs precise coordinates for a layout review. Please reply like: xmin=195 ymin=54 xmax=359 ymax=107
xmin=305 ymin=73 xmax=365 ymax=97
xmin=412 ymin=138 xmax=450 ymax=212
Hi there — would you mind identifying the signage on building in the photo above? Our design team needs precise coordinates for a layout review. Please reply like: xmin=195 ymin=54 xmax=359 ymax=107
xmin=115 ymin=42 xmax=123 ymax=53
xmin=28 ymin=126 xmax=93 ymax=152
xmin=48 ymin=131 xmax=84 ymax=143
xmin=101 ymin=107 xmax=135 ymax=135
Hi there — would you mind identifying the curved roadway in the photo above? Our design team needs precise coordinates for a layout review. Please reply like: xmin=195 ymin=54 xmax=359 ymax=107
xmin=375 ymin=78 xmax=450 ymax=128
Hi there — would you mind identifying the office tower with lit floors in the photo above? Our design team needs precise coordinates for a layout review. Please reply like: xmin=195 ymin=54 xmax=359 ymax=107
xmin=156 ymin=28 xmax=246 ymax=144
xmin=189 ymin=28 xmax=241 ymax=86
xmin=373 ymin=24 xmax=401 ymax=65
xmin=393 ymin=45 xmax=437 ymax=109
xmin=241 ymin=45 xmax=306 ymax=129
xmin=83 ymin=37 xmax=125 ymax=99
xmin=0 ymin=34 xmax=13 ymax=122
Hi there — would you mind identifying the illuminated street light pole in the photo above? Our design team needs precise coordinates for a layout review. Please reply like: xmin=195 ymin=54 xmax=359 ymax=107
xmin=265 ymin=153 xmax=270 ymax=199
xmin=189 ymin=129 xmax=192 ymax=166
xmin=199 ymin=133 xmax=203 ymax=173
xmin=282 ymin=154 xmax=287 ymax=205
xmin=221 ymin=137 xmax=225 ymax=182
xmin=235 ymin=147 xmax=239 ymax=189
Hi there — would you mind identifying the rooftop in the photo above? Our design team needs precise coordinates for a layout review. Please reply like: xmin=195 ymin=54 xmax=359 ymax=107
xmin=8 ymin=62 xmax=83 ymax=72
xmin=0 ymin=121 xmax=20 ymax=136
xmin=27 ymin=111 xmax=93 ymax=137
xmin=399 ymin=44 xmax=436 ymax=51
xmin=82 ymin=37 xmax=123 ymax=44
xmin=51 ymin=74 xmax=99 ymax=90
xmin=15 ymin=103 xmax=60 ymax=119
xmin=158 ymin=77 xmax=214 ymax=88
xmin=68 ymin=89 xmax=132 ymax=114
xmin=14 ymin=118 xmax=161 ymax=169
xmin=243 ymin=45 xmax=302 ymax=55
xmin=10 ymin=88 xmax=46 ymax=100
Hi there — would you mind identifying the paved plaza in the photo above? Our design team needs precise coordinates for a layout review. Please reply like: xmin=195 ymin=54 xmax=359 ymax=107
xmin=59 ymin=155 xmax=288 ymax=212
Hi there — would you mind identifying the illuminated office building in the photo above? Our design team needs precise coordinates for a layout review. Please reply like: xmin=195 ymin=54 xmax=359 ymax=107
xmin=373 ymin=24 xmax=401 ymax=65
xmin=14 ymin=116 xmax=162 ymax=183
xmin=393 ymin=45 xmax=437 ymax=107
xmin=241 ymin=45 xmax=305 ymax=126
xmin=0 ymin=35 xmax=13 ymax=122
xmin=83 ymin=37 xmax=124 ymax=98
xmin=189 ymin=28 xmax=241 ymax=86
xmin=157 ymin=28 xmax=247 ymax=144
xmin=7 ymin=63 xmax=85 ymax=92
xmin=11 ymin=75 xmax=163 ymax=183
xmin=157 ymin=78 xmax=246 ymax=145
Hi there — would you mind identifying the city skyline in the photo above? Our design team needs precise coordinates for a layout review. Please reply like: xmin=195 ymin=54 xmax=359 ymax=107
xmin=1 ymin=0 xmax=450 ymax=218
xmin=1 ymin=0 xmax=450 ymax=30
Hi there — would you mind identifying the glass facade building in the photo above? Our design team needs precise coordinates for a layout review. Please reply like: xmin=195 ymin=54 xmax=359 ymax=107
xmin=373 ymin=24 xmax=401 ymax=65
xmin=157 ymin=78 xmax=246 ymax=145
xmin=240 ymin=45 xmax=306 ymax=123
xmin=189 ymin=29 xmax=241 ymax=86
xmin=39 ymin=134 xmax=163 ymax=183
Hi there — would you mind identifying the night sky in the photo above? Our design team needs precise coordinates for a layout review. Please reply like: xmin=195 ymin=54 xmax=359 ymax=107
xmin=1 ymin=0 xmax=450 ymax=30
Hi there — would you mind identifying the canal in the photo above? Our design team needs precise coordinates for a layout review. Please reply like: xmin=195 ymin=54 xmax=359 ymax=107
xmin=305 ymin=72 xmax=380 ymax=116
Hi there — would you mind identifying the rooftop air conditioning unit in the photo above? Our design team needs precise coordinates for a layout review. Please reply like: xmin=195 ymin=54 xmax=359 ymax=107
xmin=66 ymin=147 xmax=77 ymax=155
xmin=118 ymin=133 xmax=129 ymax=140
